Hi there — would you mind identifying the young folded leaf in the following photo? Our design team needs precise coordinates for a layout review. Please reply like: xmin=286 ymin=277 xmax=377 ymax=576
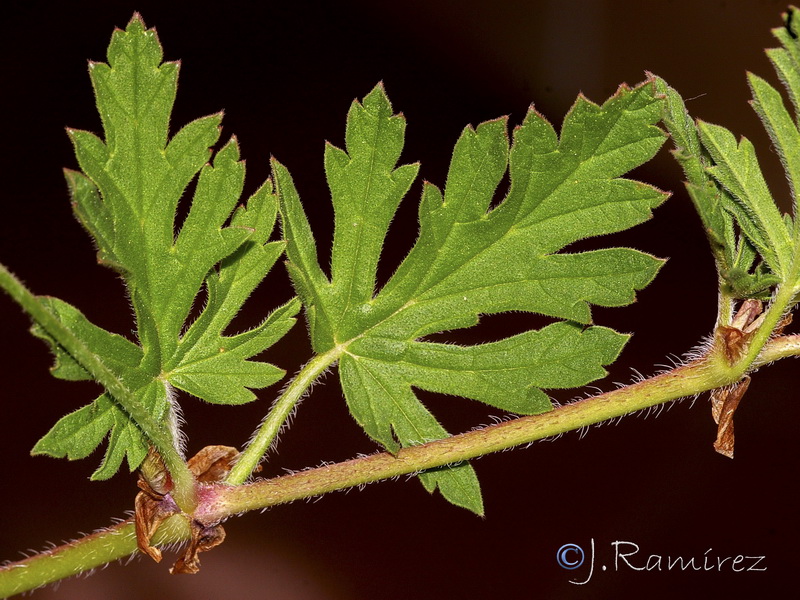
xmin=656 ymin=76 xmax=783 ymax=300
xmin=277 ymin=81 xmax=667 ymax=514
xmin=31 ymin=15 xmax=299 ymax=479
xmin=698 ymin=121 xmax=793 ymax=281
xmin=658 ymin=7 xmax=800 ymax=302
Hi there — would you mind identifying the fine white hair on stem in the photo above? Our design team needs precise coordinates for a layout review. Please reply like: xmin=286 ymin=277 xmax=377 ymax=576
xmin=241 ymin=359 xmax=335 ymax=474
xmin=164 ymin=381 xmax=188 ymax=458
xmin=1 ymin=517 xmax=161 ymax=593
xmin=522 ymin=344 xmax=711 ymax=446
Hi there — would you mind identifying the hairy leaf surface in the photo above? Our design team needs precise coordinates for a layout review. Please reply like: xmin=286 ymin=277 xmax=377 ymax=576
xmin=277 ymin=82 xmax=667 ymax=513
xmin=32 ymin=16 xmax=299 ymax=478
xmin=656 ymin=77 xmax=782 ymax=299
xmin=659 ymin=7 xmax=800 ymax=299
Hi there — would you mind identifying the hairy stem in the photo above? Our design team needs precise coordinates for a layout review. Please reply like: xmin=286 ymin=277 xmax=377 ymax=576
xmin=739 ymin=280 xmax=798 ymax=369
xmin=756 ymin=333 xmax=800 ymax=363
xmin=4 ymin=342 xmax=776 ymax=596
xmin=0 ymin=516 xmax=189 ymax=599
xmin=0 ymin=263 xmax=196 ymax=511
xmin=226 ymin=346 xmax=343 ymax=484
xmin=201 ymin=354 xmax=726 ymax=520
xmin=3 ymin=312 xmax=799 ymax=595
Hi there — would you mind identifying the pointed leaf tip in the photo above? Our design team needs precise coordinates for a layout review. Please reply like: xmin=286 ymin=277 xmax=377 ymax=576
xmin=35 ymin=15 xmax=295 ymax=479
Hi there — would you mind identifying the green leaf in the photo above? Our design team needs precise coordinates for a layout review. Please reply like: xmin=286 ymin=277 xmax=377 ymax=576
xmin=32 ymin=389 xmax=157 ymax=481
xmin=654 ymin=77 xmax=733 ymax=261
xmin=30 ymin=297 xmax=142 ymax=382
xmin=698 ymin=120 xmax=793 ymax=279
xmin=278 ymin=81 xmax=667 ymax=513
xmin=661 ymin=7 xmax=800 ymax=301
xmin=655 ymin=76 xmax=781 ymax=299
xmin=27 ymin=296 xmax=169 ymax=480
xmin=32 ymin=15 xmax=298 ymax=477
xmin=748 ymin=72 xmax=800 ymax=206
xmin=33 ymin=395 xmax=118 ymax=463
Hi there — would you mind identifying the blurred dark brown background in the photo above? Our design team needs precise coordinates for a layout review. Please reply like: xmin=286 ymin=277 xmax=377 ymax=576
xmin=1 ymin=0 xmax=797 ymax=598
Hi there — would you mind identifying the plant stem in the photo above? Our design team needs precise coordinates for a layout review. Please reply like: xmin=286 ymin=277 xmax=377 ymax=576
xmin=226 ymin=346 xmax=342 ymax=484
xmin=0 ymin=262 xmax=196 ymax=512
xmin=5 ymin=333 xmax=800 ymax=596
xmin=0 ymin=516 xmax=189 ymax=599
xmin=0 ymin=353 xmax=718 ymax=596
xmin=201 ymin=355 xmax=727 ymax=520
xmin=739 ymin=280 xmax=797 ymax=370
xmin=716 ymin=287 xmax=735 ymax=328
xmin=755 ymin=333 xmax=800 ymax=363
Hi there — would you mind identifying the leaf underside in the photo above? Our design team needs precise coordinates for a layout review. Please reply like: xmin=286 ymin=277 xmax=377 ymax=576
xmin=31 ymin=15 xmax=298 ymax=479
xmin=278 ymin=81 xmax=667 ymax=513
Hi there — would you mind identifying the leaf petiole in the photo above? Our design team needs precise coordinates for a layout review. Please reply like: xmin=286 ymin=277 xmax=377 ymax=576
xmin=226 ymin=345 xmax=343 ymax=484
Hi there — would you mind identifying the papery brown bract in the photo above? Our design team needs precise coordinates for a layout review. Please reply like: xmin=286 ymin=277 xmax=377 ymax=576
xmin=134 ymin=445 xmax=240 ymax=572
xmin=711 ymin=377 xmax=750 ymax=458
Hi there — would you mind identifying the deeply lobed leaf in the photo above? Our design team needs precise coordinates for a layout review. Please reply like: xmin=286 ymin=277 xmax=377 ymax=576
xmin=278 ymin=81 xmax=667 ymax=513
xmin=33 ymin=15 xmax=298 ymax=478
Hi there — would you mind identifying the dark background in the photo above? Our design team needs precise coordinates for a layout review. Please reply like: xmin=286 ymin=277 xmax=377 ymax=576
xmin=1 ymin=0 xmax=797 ymax=598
